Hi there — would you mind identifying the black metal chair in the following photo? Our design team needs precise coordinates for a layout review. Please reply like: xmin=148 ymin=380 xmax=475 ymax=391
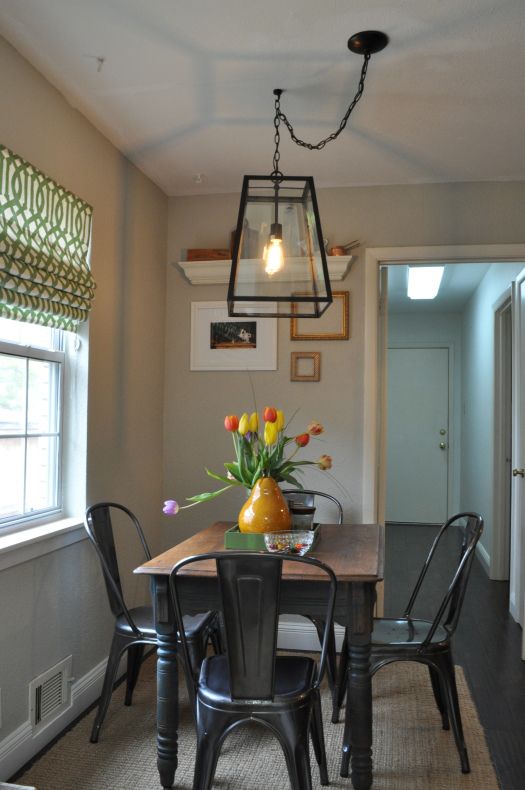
xmin=282 ymin=489 xmax=344 ymax=525
xmin=170 ymin=551 xmax=337 ymax=790
xmin=84 ymin=501 xmax=218 ymax=743
xmin=282 ymin=488 xmax=343 ymax=721
xmin=334 ymin=511 xmax=484 ymax=775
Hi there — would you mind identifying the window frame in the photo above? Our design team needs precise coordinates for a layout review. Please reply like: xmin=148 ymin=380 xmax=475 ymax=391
xmin=0 ymin=335 xmax=65 ymax=533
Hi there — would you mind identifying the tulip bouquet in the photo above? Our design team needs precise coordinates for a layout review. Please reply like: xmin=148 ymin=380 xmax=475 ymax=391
xmin=163 ymin=406 xmax=332 ymax=516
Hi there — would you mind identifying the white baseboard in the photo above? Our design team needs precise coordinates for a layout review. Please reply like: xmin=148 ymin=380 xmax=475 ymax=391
xmin=0 ymin=658 xmax=107 ymax=781
xmin=476 ymin=541 xmax=490 ymax=575
xmin=277 ymin=617 xmax=345 ymax=652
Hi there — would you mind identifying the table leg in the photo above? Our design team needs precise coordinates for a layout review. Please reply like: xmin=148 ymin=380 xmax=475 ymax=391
xmin=153 ymin=577 xmax=179 ymax=789
xmin=340 ymin=583 xmax=375 ymax=790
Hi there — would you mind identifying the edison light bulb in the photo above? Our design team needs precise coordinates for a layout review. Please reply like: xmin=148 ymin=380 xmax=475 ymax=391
xmin=264 ymin=237 xmax=284 ymax=276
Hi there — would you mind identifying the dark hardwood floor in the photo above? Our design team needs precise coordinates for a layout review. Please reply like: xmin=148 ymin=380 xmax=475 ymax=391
xmin=384 ymin=523 xmax=525 ymax=790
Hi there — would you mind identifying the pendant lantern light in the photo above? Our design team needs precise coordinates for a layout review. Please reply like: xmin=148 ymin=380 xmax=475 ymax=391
xmin=227 ymin=30 xmax=389 ymax=318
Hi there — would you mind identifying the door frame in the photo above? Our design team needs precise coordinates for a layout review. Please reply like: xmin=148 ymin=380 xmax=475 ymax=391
xmin=510 ymin=271 xmax=525 ymax=631
xmin=362 ymin=244 xmax=525 ymax=535
xmin=386 ymin=341 xmax=455 ymax=523
xmin=493 ymin=292 xmax=512 ymax=580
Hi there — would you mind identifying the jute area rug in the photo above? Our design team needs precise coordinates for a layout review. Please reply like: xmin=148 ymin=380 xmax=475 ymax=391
xmin=17 ymin=656 xmax=499 ymax=790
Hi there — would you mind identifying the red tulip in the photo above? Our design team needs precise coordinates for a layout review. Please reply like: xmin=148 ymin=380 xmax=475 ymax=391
xmin=263 ymin=406 xmax=277 ymax=423
xmin=224 ymin=414 xmax=239 ymax=432
xmin=295 ymin=433 xmax=310 ymax=447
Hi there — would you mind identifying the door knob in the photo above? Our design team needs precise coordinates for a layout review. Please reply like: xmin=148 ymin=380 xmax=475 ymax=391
xmin=513 ymin=468 xmax=525 ymax=478
xmin=439 ymin=442 xmax=447 ymax=450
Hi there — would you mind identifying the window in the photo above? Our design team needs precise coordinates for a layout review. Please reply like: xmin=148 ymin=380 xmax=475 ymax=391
xmin=0 ymin=318 xmax=64 ymax=529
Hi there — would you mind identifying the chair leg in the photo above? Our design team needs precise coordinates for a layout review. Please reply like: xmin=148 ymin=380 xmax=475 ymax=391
xmin=192 ymin=705 xmax=227 ymax=790
xmin=310 ymin=689 xmax=329 ymax=785
xmin=90 ymin=631 xmax=129 ymax=743
xmin=310 ymin=617 xmax=337 ymax=699
xmin=333 ymin=627 xmax=349 ymax=722
xmin=428 ymin=664 xmax=449 ymax=730
xmin=276 ymin=716 xmax=313 ymax=790
xmin=125 ymin=643 xmax=145 ymax=705
xmin=208 ymin=613 xmax=223 ymax=654
xmin=340 ymin=690 xmax=352 ymax=778
xmin=435 ymin=652 xmax=470 ymax=773
xmin=186 ymin=633 xmax=209 ymax=680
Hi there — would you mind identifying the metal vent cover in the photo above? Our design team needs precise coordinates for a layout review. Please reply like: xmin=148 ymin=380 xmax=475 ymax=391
xmin=29 ymin=655 xmax=72 ymax=731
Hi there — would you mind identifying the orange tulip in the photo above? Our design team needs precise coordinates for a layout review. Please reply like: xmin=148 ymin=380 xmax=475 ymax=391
xmin=263 ymin=406 xmax=277 ymax=423
xmin=295 ymin=433 xmax=310 ymax=447
xmin=224 ymin=414 xmax=239 ymax=432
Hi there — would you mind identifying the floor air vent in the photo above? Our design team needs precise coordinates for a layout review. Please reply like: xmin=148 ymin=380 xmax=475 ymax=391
xmin=29 ymin=655 xmax=72 ymax=731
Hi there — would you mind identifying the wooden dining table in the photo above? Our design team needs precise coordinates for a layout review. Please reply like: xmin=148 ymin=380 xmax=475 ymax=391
xmin=135 ymin=520 xmax=384 ymax=790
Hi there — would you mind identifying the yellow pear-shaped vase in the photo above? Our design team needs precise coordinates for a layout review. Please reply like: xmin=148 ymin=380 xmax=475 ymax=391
xmin=238 ymin=477 xmax=291 ymax=534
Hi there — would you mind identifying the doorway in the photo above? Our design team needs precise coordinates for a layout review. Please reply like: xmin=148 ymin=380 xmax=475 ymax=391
xmin=362 ymin=245 xmax=525 ymax=636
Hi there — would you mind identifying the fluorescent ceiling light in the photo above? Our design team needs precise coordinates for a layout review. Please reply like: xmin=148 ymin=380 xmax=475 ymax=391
xmin=407 ymin=266 xmax=445 ymax=299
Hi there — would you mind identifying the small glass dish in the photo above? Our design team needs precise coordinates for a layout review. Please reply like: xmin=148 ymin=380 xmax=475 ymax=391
xmin=263 ymin=530 xmax=315 ymax=556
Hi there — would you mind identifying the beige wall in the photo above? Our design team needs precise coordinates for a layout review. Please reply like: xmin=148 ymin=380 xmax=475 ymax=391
xmin=164 ymin=182 xmax=525 ymax=543
xmin=0 ymin=33 xmax=167 ymax=757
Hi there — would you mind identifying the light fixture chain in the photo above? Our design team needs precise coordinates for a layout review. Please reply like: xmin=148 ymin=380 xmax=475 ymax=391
xmin=272 ymin=92 xmax=283 ymax=178
xmin=277 ymin=52 xmax=371 ymax=151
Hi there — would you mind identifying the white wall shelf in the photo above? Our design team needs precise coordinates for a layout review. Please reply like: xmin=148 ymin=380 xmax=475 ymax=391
xmin=176 ymin=256 xmax=354 ymax=285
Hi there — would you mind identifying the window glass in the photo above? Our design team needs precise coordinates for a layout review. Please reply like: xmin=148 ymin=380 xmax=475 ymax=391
xmin=0 ymin=438 xmax=24 ymax=518
xmin=0 ymin=317 xmax=57 ymax=350
xmin=0 ymin=354 xmax=26 ymax=434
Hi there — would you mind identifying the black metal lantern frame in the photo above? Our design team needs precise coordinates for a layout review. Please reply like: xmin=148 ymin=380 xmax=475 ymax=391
xmin=227 ymin=173 xmax=332 ymax=318
xmin=227 ymin=30 xmax=389 ymax=319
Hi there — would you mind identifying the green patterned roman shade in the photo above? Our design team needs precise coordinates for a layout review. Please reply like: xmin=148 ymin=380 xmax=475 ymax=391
xmin=0 ymin=144 xmax=95 ymax=331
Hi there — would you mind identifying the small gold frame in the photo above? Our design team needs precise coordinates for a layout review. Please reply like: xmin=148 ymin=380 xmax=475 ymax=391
xmin=290 ymin=351 xmax=321 ymax=382
xmin=290 ymin=290 xmax=350 ymax=341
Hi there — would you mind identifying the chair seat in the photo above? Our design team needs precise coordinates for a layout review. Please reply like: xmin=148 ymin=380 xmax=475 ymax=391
xmin=372 ymin=617 xmax=449 ymax=647
xmin=198 ymin=654 xmax=317 ymax=705
xmin=116 ymin=606 xmax=215 ymax=639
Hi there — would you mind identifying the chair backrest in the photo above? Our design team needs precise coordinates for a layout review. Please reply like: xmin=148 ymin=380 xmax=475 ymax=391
xmin=404 ymin=511 xmax=484 ymax=647
xmin=84 ymin=502 xmax=152 ymax=631
xmin=170 ymin=551 xmax=337 ymax=700
xmin=281 ymin=489 xmax=343 ymax=524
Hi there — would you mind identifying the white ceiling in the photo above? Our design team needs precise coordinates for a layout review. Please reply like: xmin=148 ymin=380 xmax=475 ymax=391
xmin=386 ymin=263 xmax=492 ymax=314
xmin=1 ymin=0 xmax=525 ymax=197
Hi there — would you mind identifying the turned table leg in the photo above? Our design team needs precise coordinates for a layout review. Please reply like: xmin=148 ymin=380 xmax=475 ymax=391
xmin=340 ymin=583 xmax=375 ymax=790
xmin=153 ymin=577 xmax=179 ymax=789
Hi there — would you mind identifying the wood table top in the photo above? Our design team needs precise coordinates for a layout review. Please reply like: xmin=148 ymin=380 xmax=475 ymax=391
xmin=135 ymin=522 xmax=384 ymax=583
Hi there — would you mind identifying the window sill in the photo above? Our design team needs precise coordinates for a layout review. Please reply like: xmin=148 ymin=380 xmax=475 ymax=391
xmin=0 ymin=517 xmax=86 ymax=571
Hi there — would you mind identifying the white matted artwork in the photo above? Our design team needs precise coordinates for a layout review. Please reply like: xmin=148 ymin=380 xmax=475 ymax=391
xmin=190 ymin=301 xmax=278 ymax=371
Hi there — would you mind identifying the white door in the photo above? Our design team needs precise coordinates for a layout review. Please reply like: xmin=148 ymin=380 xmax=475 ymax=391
xmin=509 ymin=271 xmax=525 ymax=642
xmin=386 ymin=347 xmax=449 ymax=523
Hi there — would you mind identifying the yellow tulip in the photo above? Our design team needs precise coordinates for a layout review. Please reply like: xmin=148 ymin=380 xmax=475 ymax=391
xmin=238 ymin=412 xmax=250 ymax=436
xmin=264 ymin=420 xmax=278 ymax=445
xmin=276 ymin=409 xmax=285 ymax=431
xmin=249 ymin=411 xmax=259 ymax=433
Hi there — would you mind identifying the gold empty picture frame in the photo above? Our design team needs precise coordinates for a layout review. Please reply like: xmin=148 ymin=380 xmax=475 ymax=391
xmin=290 ymin=290 xmax=350 ymax=341
xmin=291 ymin=352 xmax=321 ymax=382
